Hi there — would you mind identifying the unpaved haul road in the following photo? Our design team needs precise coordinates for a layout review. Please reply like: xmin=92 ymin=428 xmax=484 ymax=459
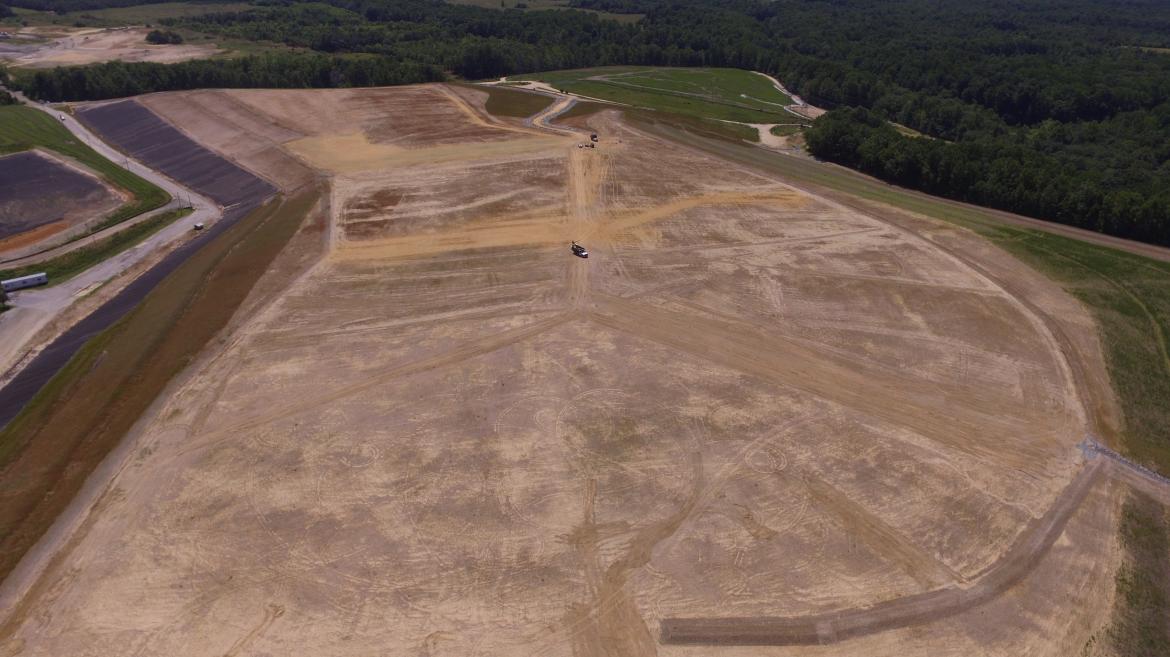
xmin=0 ymin=93 xmax=220 ymax=379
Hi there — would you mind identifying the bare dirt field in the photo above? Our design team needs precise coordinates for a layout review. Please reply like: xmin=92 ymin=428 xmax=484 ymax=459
xmin=0 ymin=27 xmax=219 ymax=68
xmin=0 ymin=85 xmax=1130 ymax=657
xmin=0 ymin=150 xmax=123 ymax=254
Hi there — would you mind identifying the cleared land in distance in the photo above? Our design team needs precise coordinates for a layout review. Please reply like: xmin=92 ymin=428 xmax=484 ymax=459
xmin=0 ymin=26 xmax=220 ymax=67
xmin=0 ymin=83 xmax=1137 ymax=657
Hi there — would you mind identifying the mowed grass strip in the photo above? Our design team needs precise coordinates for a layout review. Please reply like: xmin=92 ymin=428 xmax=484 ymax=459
xmin=630 ymin=117 xmax=1170 ymax=477
xmin=0 ymin=208 xmax=192 ymax=285
xmin=477 ymin=84 xmax=554 ymax=118
xmin=513 ymin=66 xmax=791 ymax=123
xmin=0 ymin=106 xmax=170 ymax=231
xmin=986 ymin=228 xmax=1170 ymax=470
xmin=0 ymin=188 xmax=318 ymax=583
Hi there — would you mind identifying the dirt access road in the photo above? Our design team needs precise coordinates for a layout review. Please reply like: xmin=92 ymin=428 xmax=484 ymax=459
xmin=0 ymin=84 xmax=1126 ymax=657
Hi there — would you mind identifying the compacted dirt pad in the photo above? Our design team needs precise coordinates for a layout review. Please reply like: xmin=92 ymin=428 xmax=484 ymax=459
xmin=0 ymin=85 xmax=1123 ymax=657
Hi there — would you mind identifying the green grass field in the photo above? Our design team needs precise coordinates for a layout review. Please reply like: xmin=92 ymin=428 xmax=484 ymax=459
xmin=0 ymin=207 xmax=192 ymax=285
xmin=0 ymin=105 xmax=170 ymax=234
xmin=987 ymin=227 xmax=1170 ymax=470
xmin=477 ymin=84 xmax=554 ymax=118
xmin=512 ymin=66 xmax=793 ymax=123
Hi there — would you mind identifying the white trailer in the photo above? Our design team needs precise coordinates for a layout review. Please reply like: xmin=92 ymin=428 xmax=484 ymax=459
xmin=1 ymin=272 xmax=49 ymax=292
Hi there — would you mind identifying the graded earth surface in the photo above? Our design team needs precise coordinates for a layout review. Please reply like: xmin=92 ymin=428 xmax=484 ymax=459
xmin=0 ymin=84 xmax=1125 ymax=657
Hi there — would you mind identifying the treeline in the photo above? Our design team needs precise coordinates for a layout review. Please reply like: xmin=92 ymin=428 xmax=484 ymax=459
xmin=16 ymin=53 xmax=443 ymax=100
xmin=568 ymin=0 xmax=652 ymax=13
xmin=168 ymin=1 xmax=649 ymax=79
xmin=807 ymin=108 xmax=1170 ymax=245
xmin=8 ymin=0 xmax=1170 ymax=245
xmin=4 ymin=0 xmax=234 ymax=12
xmin=145 ymin=29 xmax=183 ymax=44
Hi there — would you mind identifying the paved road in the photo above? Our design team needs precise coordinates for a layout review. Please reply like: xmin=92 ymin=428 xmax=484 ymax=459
xmin=0 ymin=94 xmax=221 ymax=377
xmin=0 ymin=99 xmax=274 ymax=429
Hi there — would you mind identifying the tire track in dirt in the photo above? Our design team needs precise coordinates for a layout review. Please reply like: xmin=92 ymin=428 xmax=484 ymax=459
xmin=166 ymin=312 xmax=574 ymax=461
xmin=586 ymin=293 xmax=1059 ymax=469
xmin=330 ymin=190 xmax=804 ymax=263
xmin=566 ymin=145 xmax=607 ymax=309
xmin=659 ymin=457 xmax=1105 ymax=645
xmin=222 ymin=603 xmax=284 ymax=657
xmin=799 ymin=473 xmax=962 ymax=589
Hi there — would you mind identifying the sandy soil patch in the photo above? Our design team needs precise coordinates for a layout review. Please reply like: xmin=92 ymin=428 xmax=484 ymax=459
xmin=0 ymin=85 xmax=1121 ymax=657
xmin=1 ymin=27 xmax=219 ymax=68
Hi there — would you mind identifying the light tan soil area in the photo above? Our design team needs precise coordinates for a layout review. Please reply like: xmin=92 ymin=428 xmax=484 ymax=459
xmin=1 ymin=27 xmax=220 ymax=68
xmin=0 ymin=87 xmax=1124 ymax=657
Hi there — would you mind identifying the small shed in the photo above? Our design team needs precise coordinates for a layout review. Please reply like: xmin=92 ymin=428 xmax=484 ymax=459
xmin=1 ymin=272 xmax=49 ymax=292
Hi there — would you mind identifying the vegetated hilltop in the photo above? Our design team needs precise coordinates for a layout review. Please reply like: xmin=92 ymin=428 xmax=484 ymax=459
xmin=5 ymin=0 xmax=1170 ymax=246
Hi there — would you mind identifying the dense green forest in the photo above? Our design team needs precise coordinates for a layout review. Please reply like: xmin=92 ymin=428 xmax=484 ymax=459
xmin=144 ymin=28 xmax=184 ymax=44
xmin=16 ymin=55 xmax=443 ymax=98
xmin=6 ymin=0 xmax=1170 ymax=245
